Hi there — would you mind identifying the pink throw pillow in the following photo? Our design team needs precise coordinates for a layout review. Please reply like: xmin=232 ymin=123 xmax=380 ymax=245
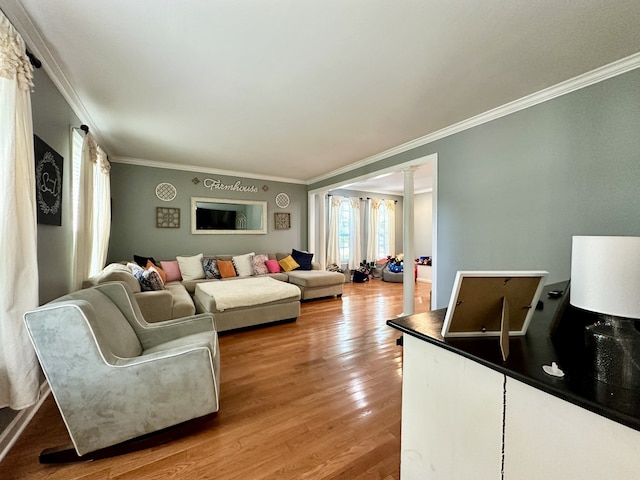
xmin=265 ymin=259 xmax=281 ymax=273
xmin=160 ymin=260 xmax=182 ymax=282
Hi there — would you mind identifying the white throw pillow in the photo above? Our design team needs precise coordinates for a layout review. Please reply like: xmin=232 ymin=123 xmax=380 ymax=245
xmin=176 ymin=253 xmax=205 ymax=281
xmin=232 ymin=252 xmax=255 ymax=277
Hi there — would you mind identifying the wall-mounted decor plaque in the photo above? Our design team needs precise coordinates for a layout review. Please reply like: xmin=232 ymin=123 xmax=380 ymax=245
xmin=156 ymin=207 xmax=180 ymax=228
xmin=274 ymin=212 xmax=291 ymax=230
xmin=34 ymin=135 xmax=63 ymax=226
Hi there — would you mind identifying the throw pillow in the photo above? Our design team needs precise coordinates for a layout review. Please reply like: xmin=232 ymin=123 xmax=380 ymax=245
xmin=134 ymin=254 xmax=157 ymax=268
xmin=265 ymin=259 xmax=281 ymax=273
xmin=160 ymin=260 xmax=182 ymax=282
xmin=291 ymin=249 xmax=313 ymax=270
xmin=217 ymin=259 xmax=237 ymax=278
xmin=146 ymin=260 xmax=167 ymax=283
xmin=176 ymin=253 xmax=205 ymax=281
xmin=252 ymin=254 xmax=269 ymax=275
xmin=202 ymin=257 xmax=221 ymax=279
xmin=278 ymin=255 xmax=300 ymax=272
xmin=232 ymin=252 xmax=255 ymax=277
xmin=133 ymin=268 xmax=165 ymax=291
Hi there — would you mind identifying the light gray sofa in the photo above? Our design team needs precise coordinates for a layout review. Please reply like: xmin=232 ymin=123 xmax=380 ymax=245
xmin=84 ymin=263 xmax=195 ymax=322
xmin=88 ymin=252 xmax=345 ymax=328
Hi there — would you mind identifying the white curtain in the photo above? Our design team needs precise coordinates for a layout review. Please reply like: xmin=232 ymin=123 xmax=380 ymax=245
xmin=0 ymin=12 xmax=41 ymax=409
xmin=384 ymin=199 xmax=396 ymax=257
xmin=348 ymin=197 xmax=362 ymax=270
xmin=72 ymin=132 xmax=111 ymax=288
xmin=326 ymin=195 xmax=343 ymax=266
xmin=91 ymin=146 xmax=110 ymax=276
xmin=365 ymin=198 xmax=382 ymax=262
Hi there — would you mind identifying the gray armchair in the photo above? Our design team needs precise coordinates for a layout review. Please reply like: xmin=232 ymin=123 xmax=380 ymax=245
xmin=24 ymin=281 xmax=220 ymax=461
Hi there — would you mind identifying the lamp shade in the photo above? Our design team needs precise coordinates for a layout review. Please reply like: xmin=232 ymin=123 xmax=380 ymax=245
xmin=570 ymin=236 xmax=640 ymax=319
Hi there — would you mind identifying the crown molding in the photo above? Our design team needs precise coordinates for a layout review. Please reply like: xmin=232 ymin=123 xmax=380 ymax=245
xmin=307 ymin=52 xmax=640 ymax=185
xmin=110 ymin=156 xmax=306 ymax=185
xmin=1 ymin=1 xmax=105 ymax=148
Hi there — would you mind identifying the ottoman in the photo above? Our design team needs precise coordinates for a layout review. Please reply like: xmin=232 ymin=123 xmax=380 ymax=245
xmin=194 ymin=277 xmax=301 ymax=332
xmin=286 ymin=270 xmax=345 ymax=300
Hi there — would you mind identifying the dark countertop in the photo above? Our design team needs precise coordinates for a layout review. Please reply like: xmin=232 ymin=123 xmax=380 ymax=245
xmin=387 ymin=281 xmax=640 ymax=432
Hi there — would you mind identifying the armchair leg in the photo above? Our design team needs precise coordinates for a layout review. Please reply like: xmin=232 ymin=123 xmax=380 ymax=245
xmin=39 ymin=413 xmax=217 ymax=464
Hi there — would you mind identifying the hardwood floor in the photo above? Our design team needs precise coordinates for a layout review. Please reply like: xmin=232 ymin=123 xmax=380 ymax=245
xmin=0 ymin=280 xmax=431 ymax=480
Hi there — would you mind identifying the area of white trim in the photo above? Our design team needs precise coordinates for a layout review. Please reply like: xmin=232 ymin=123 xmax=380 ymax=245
xmin=110 ymin=156 xmax=306 ymax=185
xmin=307 ymin=52 xmax=640 ymax=186
xmin=0 ymin=382 xmax=50 ymax=464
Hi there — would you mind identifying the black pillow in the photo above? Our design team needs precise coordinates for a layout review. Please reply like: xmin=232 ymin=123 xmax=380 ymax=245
xmin=133 ymin=254 xmax=158 ymax=268
xmin=291 ymin=249 xmax=313 ymax=270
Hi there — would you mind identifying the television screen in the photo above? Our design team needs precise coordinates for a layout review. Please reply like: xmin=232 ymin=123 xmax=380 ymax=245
xmin=195 ymin=208 xmax=236 ymax=230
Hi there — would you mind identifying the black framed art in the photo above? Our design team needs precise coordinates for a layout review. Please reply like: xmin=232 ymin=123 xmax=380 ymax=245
xmin=34 ymin=135 xmax=64 ymax=226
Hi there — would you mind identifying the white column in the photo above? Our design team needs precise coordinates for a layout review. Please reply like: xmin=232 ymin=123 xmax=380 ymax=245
xmin=402 ymin=167 xmax=416 ymax=316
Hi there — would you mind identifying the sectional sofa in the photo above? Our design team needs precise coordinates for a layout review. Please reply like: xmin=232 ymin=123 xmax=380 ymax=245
xmin=85 ymin=251 xmax=345 ymax=331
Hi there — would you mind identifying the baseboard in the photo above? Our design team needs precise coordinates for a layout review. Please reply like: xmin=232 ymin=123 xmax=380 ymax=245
xmin=416 ymin=279 xmax=432 ymax=284
xmin=0 ymin=382 xmax=50 ymax=463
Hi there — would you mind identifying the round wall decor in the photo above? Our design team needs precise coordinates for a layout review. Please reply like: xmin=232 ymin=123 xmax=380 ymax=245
xmin=275 ymin=192 xmax=290 ymax=208
xmin=155 ymin=182 xmax=177 ymax=201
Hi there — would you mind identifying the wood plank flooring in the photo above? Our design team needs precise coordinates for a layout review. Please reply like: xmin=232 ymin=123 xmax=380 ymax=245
xmin=0 ymin=280 xmax=431 ymax=480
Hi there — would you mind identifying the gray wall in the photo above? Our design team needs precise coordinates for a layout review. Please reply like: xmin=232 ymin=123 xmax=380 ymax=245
xmin=108 ymin=163 xmax=308 ymax=262
xmin=311 ymin=68 xmax=640 ymax=308
xmin=414 ymin=192 xmax=433 ymax=257
xmin=31 ymin=68 xmax=81 ymax=304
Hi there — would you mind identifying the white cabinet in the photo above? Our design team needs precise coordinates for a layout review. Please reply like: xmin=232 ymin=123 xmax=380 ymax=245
xmin=400 ymin=335 xmax=640 ymax=480
xmin=400 ymin=335 xmax=503 ymax=479
xmin=504 ymin=378 xmax=640 ymax=480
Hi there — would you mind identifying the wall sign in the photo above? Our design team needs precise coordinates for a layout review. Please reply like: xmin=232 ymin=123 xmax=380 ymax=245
xmin=34 ymin=135 xmax=63 ymax=226
xmin=203 ymin=178 xmax=258 ymax=193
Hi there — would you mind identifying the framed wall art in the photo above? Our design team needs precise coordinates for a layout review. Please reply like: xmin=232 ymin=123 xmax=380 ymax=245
xmin=274 ymin=212 xmax=291 ymax=230
xmin=34 ymin=135 xmax=63 ymax=226
xmin=156 ymin=207 xmax=180 ymax=228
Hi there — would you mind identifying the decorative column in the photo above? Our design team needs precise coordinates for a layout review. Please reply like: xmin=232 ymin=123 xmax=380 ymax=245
xmin=402 ymin=167 xmax=416 ymax=316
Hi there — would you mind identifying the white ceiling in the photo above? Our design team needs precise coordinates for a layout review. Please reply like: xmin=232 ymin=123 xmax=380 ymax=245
xmin=3 ymin=0 xmax=640 ymax=190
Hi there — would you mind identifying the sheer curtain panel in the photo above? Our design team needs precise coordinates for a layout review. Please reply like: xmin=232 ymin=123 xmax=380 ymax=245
xmin=384 ymin=199 xmax=396 ymax=257
xmin=72 ymin=132 xmax=111 ymax=288
xmin=0 ymin=11 xmax=41 ymax=409
xmin=348 ymin=197 xmax=362 ymax=270
xmin=326 ymin=195 xmax=343 ymax=266
xmin=365 ymin=198 xmax=382 ymax=262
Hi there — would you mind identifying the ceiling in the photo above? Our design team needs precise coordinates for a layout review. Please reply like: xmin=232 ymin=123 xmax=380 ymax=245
xmin=3 ymin=1 xmax=640 ymax=190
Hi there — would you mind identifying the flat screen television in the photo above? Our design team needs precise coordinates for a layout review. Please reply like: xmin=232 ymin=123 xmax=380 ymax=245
xmin=195 ymin=208 xmax=236 ymax=230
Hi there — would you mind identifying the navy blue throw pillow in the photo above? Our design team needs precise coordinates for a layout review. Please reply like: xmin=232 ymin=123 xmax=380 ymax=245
xmin=291 ymin=249 xmax=313 ymax=270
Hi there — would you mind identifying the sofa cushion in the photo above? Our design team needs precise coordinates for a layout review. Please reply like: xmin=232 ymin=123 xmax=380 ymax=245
xmin=291 ymin=249 xmax=313 ymax=270
xmin=95 ymin=263 xmax=142 ymax=293
xmin=265 ymin=259 xmax=281 ymax=273
xmin=252 ymin=254 xmax=269 ymax=275
xmin=278 ymin=255 xmax=300 ymax=272
xmin=232 ymin=252 xmax=255 ymax=277
xmin=177 ymin=253 xmax=205 ymax=281
xmin=134 ymin=254 xmax=157 ymax=268
xmin=217 ymin=260 xmax=237 ymax=278
xmin=160 ymin=260 xmax=182 ymax=282
xmin=202 ymin=257 xmax=221 ymax=279
xmin=146 ymin=260 xmax=167 ymax=283
xmin=133 ymin=268 xmax=165 ymax=291
xmin=287 ymin=270 xmax=345 ymax=288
